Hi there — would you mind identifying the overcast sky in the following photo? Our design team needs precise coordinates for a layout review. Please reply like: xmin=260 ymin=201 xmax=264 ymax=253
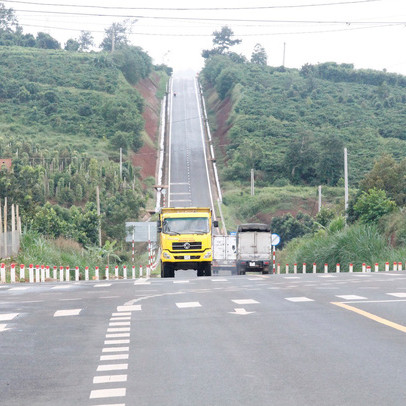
xmin=3 ymin=0 xmax=406 ymax=75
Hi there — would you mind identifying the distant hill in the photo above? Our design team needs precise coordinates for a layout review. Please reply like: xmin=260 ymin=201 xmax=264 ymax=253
xmin=201 ymin=56 xmax=406 ymax=187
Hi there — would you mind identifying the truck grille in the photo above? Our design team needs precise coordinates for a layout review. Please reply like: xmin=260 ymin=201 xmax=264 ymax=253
xmin=172 ymin=242 xmax=202 ymax=251
xmin=174 ymin=255 xmax=200 ymax=260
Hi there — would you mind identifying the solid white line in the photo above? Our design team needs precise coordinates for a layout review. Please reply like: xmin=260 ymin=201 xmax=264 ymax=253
xmin=100 ymin=354 xmax=129 ymax=361
xmin=107 ymin=328 xmax=131 ymax=333
xmin=106 ymin=333 xmax=131 ymax=338
xmin=176 ymin=302 xmax=201 ymax=308
xmin=232 ymin=299 xmax=259 ymax=305
xmin=97 ymin=364 xmax=128 ymax=372
xmin=104 ymin=340 xmax=130 ymax=345
xmin=89 ymin=388 xmax=126 ymax=399
xmin=93 ymin=375 xmax=128 ymax=384
xmin=0 ymin=313 xmax=19 ymax=321
xmin=102 ymin=347 xmax=129 ymax=353
xmin=54 ymin=309 xmax=81 ymax=317
xmin=117 ymin=305 xmax=142 ymax=312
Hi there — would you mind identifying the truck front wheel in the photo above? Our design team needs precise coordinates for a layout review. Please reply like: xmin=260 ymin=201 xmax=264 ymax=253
xmin=161 ymin=262 xmax=174 ymax=278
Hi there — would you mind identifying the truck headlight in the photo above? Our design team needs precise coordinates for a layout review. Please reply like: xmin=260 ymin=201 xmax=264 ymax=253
xmin=163 ymin=252 xmax=171 ymax=259
xmin=203 ymin=250 xmax=212 ymax=259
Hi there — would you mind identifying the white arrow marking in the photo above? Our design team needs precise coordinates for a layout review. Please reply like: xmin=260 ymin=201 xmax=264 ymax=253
xmin=229 ymin=308 xmax=255 ymax=315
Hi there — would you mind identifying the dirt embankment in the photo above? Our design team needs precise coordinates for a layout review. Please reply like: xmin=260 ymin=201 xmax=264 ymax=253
xmin=131 ymin=72 xmax=162 ymax=179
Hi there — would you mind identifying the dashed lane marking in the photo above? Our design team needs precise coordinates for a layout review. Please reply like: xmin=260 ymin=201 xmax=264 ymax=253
xmin=284 ymin=277 xmax=301 ymax=279
xmin=110 ymin=317 xmax=131 ymax=321
xmin=93 ymin=375 xmax=128 ymax=384
xmin=212 ymin=278 xmax=228 ymax=282
xmin=0 ymin=313 xmax=19 ymax=321
xmin=285 ymin=297 xmax=315 ymax=302
xmin=176 ymin=302 xmax=201 ymax=308
xmin=89 ymin=388 xmax=126 ymax=399
xmin=54 ymin=309 xmax=81 ymax=317
xmin=116 ymin=305 xmax=141 ymax=312
xmin=9 ymin=287 xmax=29 ymax=291
xmin=112 ymin=312 xmax=131 ymax=317
xmin=318 ymin=275 xmax=337 ymax=278
xmin=104 ymin=339 xmax=130 ymax=345
xmin=107 ymin=328 xmax=131 ymax=333
xmin=173 ymin=280 xmax=190 ymax=284
xmin=109 ymin=322 xmax=131 ymax=326
xmin=102 ymin=347 xmax=129 ymax=353
xmin=97 ymin=364 xmax=128 ymax=372
xmin=232 ymin=299 xmax=259 ymax=305
xmin=51 ymin=285 xmax=74 ymax=289
xmin=336 ymin=295 xmax=367 ymax=300
xmin=100 ymin=354 xmax=129 ymax=361
xmin=106 ymin=333 xmax=130 ymax=338
xmin=94 ymin=284 xmax=112 ymax=288
xmin=387 ymin=292 xmax=406 ymax=298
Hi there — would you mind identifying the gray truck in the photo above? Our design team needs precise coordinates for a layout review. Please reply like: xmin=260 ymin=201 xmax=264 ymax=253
xmin=212 ymin=235 xmax=237 ymax=275
xmin=236 ymin=223 xmax=271 ymax=275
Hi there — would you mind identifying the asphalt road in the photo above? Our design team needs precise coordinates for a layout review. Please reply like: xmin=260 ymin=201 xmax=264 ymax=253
xmin=2 ymin=272 xmax=406 ymax=405
xmin=169 ymin=74 xmax=213 ymax=208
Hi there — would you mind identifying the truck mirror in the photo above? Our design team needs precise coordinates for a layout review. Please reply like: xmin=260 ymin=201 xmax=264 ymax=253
xmin=157 ymin=220 xmax=162 ymax=233
xmin=213 ymin=220 xmax=219 ymax=228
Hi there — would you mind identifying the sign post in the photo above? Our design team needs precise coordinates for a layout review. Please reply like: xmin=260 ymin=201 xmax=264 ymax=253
xmin=271 ymin=233 xmax=281 ymax=274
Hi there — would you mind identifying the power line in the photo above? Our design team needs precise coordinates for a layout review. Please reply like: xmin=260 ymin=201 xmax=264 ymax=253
xmin=4 ymin=0 xmax=380 ymax=11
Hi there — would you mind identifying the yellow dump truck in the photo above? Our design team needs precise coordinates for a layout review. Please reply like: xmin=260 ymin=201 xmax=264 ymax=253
xmin=158 ymin=207 xmax=218 ymax=278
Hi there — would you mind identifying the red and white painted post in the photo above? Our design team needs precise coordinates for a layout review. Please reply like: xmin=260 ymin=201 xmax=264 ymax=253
xmin=272 ymin=246 xmax=276 ymax=274
xmin=75 ymin=266 xmax=79 ymax=281
xmin=105 ymin=266 xmax=109 ymax=280
xmin=85 ymin=266 xmax=89 ymax=281
xmin=29 ymin=264 xmax=34 ymax=283
xmin=398 ymin=262 xmax=403 ymax=272
xmin=95 ymin=266 xmax=99 ymax=280
xmin=0 ymin=263 xmax=5 ymax=283
xmin=10 ymin=263 xmax=16 ymax=283
xmin=349 ymin=263 xmax=353 ymax=273
xmin=20 ymin=264 xmax=25 ymax=281
xmin=132 ymin=265 xmax=135 ymax=279
xmin=123 ymin=265 xmax=127 ymax=280
xmin=374 ymin=263 xmax=379 ymax=272
xmin=324 ymin=263 xmax=328 ymax=274
xmin=53 ymin=266 xmax=57 ymax=280
xmin=312 ymin=263 xmax=317 ymax=274
xmin=362 ymin=263 xmax=366 ymax=273
xmin=59 ymin=266 xmax=64 ymax=282
xmin=277 ymin=263 xmax=280 ymax=274
xmin=65 ymin=266 xmax=70 ymax=282
xmin=303 ymin=263 xmax=307 ymax=274
xmin=139 ymin=265 xmax=143 ymax=278
xmin=285 ymin=264 xmax=289 ymax=274
xmin=366 ymin=265 xmax=371 ymax=272
xmin=35 ymin=265 xmax=40 ymax=283
xmin=385 ymin=262 xmax=389 ymax=272
xmin=393 ymin=262 xmax=398 ymax=272
xmin=40 ymin=265 xmax=45 ymax=282
xmin=45 ymin=266 xmax=50 ymax=279
xmin=293 ymin=263 xmax=297 ymax=274
xmin=115 ymin=265 xmax=119 ymax=279
xmin=336 ymin=263 xmax=340 ymax=273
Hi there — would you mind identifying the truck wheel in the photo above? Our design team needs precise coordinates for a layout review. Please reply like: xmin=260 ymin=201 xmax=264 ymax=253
xmin=162 ymin=263 xmax=174 ymax=278
xmin=197 ymin=266 xmax=204 ymax=277
xmin=204 ymin=263 xmax=212 ymax=277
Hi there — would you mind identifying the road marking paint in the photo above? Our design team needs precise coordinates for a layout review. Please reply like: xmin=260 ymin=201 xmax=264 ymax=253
xmin=91 ymin=404 xmax=125 ymax=406
xmin=353 ymin=274 xmax=372 ymax=277
xmin=107 ymin=328 xmax=131 ymax=333
xmin=100 ymin=354 xmax=129 ymax=361
xmin=232 ymin=299 xmax=259 ymax=305
xmin=285 ymin=297 xmax=315 ymax=302
xmin=54 ymin=309 xmax=81 ymax=317
xmin=229 ymin=308 xmax=255 ymax=315
xmin=176 ymin=302 xmax=201 ymax=308
xmin=134 ymin=280 xmax=151 ymax=285
xmin=110 ymin=317 xmax=131 ymax=321
xmin=212 ymin=278 xmax=228 ymax=282
xmin=318 ymin=275 xmax=337 ymax=278
xmin=387 ymin=292 xmax=406 ymax=298
xmin=109 ymin=322 xmax=131 ymax=326
xmin=9 ymin=287 xmax=29 ymax=291
xmin=51 ymin=285 xmax=73 ymax=289
xmin=0 ymin=324 xmax=10 ymax=332
xmin=117 ymin=305 xmax=142 ymax=312
xmin=94 ymin=284 xmax=112 ymax=287
xmin=100 ymin=296 xmax=120 ymax=299
xmin=112 ymin=312 xmax=131 ymax=317
xmin=59 ymin=298 xmax=82 ymax=301
xmin=106 ymin=333 xmax=131 ymax=338
xmin=104 ymin=339 xmax=130 ymax=345
xmin=331 ymin=301 xmax=406 ymax=333
xmin=97 ymin=364 xmax=128 ymax=372
xmin=89 ymin=388 xmax=126 ymax=399
xmin=0 ymin=313 xmax=19 ymax=321
xmin=102 ymin=347 xmax=129 ymax=353
xmin=173 ymin=280 xmax=190 ymax=284
xmin=284 ymin=276 xmax=301 ymax=279
xmin=336 ymin=295 xmax=367 ymax=300
xmin=93 ymin=375 xmax=127 ymax=384
xmin=247 ymin=278 xmax=261 ymax=280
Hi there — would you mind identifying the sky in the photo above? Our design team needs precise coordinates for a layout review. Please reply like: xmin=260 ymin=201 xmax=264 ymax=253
xmin=2 ymin=0 xmax=406 ymax=75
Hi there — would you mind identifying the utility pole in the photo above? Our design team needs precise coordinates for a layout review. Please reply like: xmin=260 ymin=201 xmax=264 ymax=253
xmin=318 ymin=185 xmax=322 ymax=212
xmin=250 ymin=169 xmax=254 ymax=196
xmin=96 ymin=186 xmax=102 ymax=247
xmin=119 ymin=148 xmax=122 ymax=179
xmin=344 ymin=147 xmax=349 ymax=221
xmin=282 ymin=42 xmax=286 ymax=67
xmin=111 ymin=25 xmax=115 ymax=52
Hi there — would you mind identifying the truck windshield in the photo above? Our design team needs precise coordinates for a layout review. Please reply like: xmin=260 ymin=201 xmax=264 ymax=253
xmin=163 ymin=217 xmax=209 ymax=234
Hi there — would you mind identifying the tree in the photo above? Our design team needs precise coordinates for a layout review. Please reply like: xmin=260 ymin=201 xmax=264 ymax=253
xmin=78 ymin=30 xmax=94 ymax=51
xmin=353 ymin=188 xmax=397 ymax=224
xmin=202 ymin=26 xmax=242 ymax=58
xmin=100 ymin=20 xmax=135 ymax=52
xmin=36 ymin=32 xmax=60 ymax=49
xmin=65 ymin=38 xmax=80 ymax=51
xmin=251 ymin=43 xmax=267 ymax=65
xmin=0 ymin=3 xmax=19 ymax=32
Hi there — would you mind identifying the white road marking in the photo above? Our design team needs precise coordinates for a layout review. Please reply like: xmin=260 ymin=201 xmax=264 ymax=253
xmin=248 ymin=278 xmax=261 ymax=280
xmin=0 ymin=313 xmax=19 ymax=321
xmin=109 ymin=322 xmax=131 ymax=326
xmin=318 ymin=275 xmax=337 ymax=278
xmin=97 ymin=364 xmax=128 ymax=372
xmin=91 ymin=404 xmax=125 ymax=406
xmin=93 ymin=375 xmax=128 ymax=384
xmin=134 ymin=280 xmax=151 ymax=285
xmin=54 ymin=309 xmax=81 ymax=317
xmin=112 ymin=312 xmax=131 ymax=317
xmin=176 ymin=302 xmax=201 ymax=308
xmin=0 ymin=324 xmax=10 ymax=332
xmin=89 ymin=388 xmax=126 ymax=399
xmin=9 ymin=287 xmax=29 ymax=291
xmin=104 ymin=339 xmax=130 ymax=345
xmin=102 ymin=347 xmax=129 ymax=353
xmin=106 ymin=333 xmax=131 ymax=338
xmin=336 ymin=295 xmax=367 ymax=300
xmin=284 ymin=277 xmax=301 ymax=279
xmin=232 ymin=299 xmax=259 ymax=305
xmin=212 ymin=278 xmax=228 ymax=282
xmin=229 ymin=308 xmax=255 ymax=315
xmin=117 ymin=305 xmax=141 ymax=312
xmin=94 ymin=284 xmax=112 ymax=288
xmin=110 ymin=317 xmax=131 ymax=321
xmin=107 ymin=328 xmax=131 ymax=333
xmin=285 ymin=297 xmax=315 ymax=302
xmin=51 ymin=285 xmax=73 ymax=289
xmin=100 ymin=354 xmax=129 ymax=361
xmin=387 ymin=292 xmax=406 ymax=298
xmin=173 ymin=280 xmax=189 ymax=284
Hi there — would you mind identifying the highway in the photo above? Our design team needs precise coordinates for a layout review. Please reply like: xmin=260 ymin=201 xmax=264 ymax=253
xmin=168 ymin=74 xmax=213 ymax=209
xmin=2 ymin=272 xmax=406 ymax=405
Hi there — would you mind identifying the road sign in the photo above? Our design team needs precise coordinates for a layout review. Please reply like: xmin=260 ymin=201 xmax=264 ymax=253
xmin=271 ymin=233 xmax=281 ymax=246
